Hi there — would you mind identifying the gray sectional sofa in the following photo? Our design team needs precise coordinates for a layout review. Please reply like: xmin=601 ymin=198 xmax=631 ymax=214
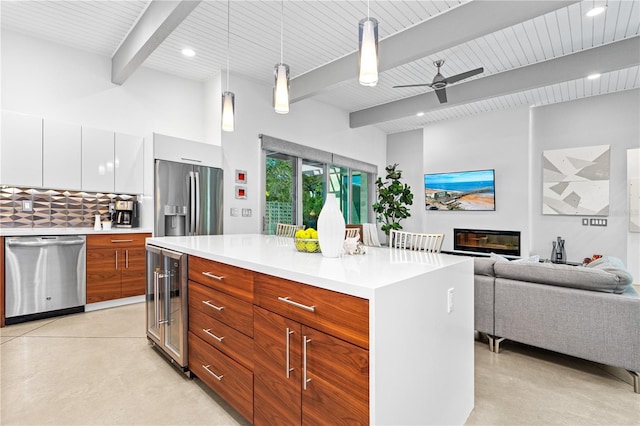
xmin=474 ymin=255 xmax=640 ymax=393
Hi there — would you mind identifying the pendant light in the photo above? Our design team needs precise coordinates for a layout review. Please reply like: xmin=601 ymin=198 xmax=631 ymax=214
xmin=222 ymin=0 xmax=235 ymax=132
xmin=358 ymin=0 xmax=378 ymax=87
xmin=273 ymin=0 xmax=290 ymax=114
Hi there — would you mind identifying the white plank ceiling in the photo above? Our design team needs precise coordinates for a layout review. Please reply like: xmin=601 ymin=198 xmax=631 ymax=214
xmin=1 ymin=0 xmax=639 ymax=134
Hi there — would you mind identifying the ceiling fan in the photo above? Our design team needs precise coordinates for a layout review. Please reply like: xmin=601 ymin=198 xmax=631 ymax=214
xmin=393 ymin=60 xmax=484 ymax=104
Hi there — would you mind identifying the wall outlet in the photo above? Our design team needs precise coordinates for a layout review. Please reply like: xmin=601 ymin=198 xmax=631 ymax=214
xmin=447 ymin=288 xmax=454 ymax=313
xmin=22 ymin=200 xmax=33 ymax=212
xmin=242 ymin=208 xmax=252 ymax=217
xmin=230 ymin=208 xmax=239 ymax=217
xmin=590 ymin=218 xmax=607 ymax=226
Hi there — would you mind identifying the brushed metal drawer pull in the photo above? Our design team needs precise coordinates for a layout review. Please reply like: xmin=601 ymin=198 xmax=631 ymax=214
xmin=278 ymin=297 xmax=315 ymax=312
xmin=202 ymin=300 xmax=224 ymax=311
xmin=303 ymin=336 xmax=312 ymax=390
xmin=111 ymin=239 xmax=134 ymax=243
xmin=202 ymin=364 xmax=224 ymax=381
xmin=286 ymin=327 xmax=294 ymax=378
xmin=202 ymin=272 xmax=224 ymax=281
xmin=203 ymin=328 xmax=225 ymax=342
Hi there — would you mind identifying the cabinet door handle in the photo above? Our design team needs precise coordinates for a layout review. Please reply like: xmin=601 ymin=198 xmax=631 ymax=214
xmin=153 ymin=271 xmax=160 ymax=328
xmin=278 ymin=297 xmax=315 ymax=312
xmin=111 ymin=239 xmax=133 ymax=243
xmin=202 ymin=364 xmax=224 ymax=381
xmin=202 ymin=272 xmax=224 ymax=281
xmin=286 ymin=327 xmax=294 ymax=378
xmin=303 ymin=336 xmax=312 ymax=390
xmin=125 ymin=249 xmax=129 ymax=268
xmin=115 ymin=250 xmax=118 ymax=270
xmin=203 ymin=328 xmax=225 ymax=342
xmin=202 ymin=300 xmax=224 ymax=311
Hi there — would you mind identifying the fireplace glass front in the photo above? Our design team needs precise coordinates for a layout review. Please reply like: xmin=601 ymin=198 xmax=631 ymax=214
xmin=454 ymin=228 xmax=521 ymax=256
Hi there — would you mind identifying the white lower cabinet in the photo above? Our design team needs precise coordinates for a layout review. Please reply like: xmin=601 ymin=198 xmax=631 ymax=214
xmin=43 ymin=119 xmax=82 ymax=190
xmin=81 ymin=127 xmax=115 ymax=193
xmin=1 ymin=111 xmax=43 ymax=187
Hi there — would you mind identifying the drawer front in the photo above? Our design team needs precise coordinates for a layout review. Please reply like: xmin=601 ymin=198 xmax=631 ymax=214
xmin=188 ymin=332 xmax=253 ymax=423
xmin=189 ymin=281 xmax=253 ymax=337
xmin=254 ymin=273 xmax=369 ymax=349
xmin=87 ymin=233 xmax=149 ymax=249
xmin=188 ymin=256 xmax=254 ymax=303
xmin=189 ymin=308 xmax=254 ymax=370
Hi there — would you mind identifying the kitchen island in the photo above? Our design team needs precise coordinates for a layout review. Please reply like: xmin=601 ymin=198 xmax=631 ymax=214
xmin=146 ymin=234 xmax=474 ymax=425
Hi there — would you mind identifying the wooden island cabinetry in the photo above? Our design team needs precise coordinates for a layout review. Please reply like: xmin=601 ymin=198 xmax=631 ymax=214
xmin=253 ymin=273 xmax=369 ymax=426
xmin=147 ymin=234 xmax=474 ymax=425
xmin=86 ymin=233 xmax=149 ymax=303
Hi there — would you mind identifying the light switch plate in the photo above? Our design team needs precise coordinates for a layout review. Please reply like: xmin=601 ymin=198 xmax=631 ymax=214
xmin=230 ymin=208 xmax=239 ymax=217
xmin=582 ymin=218 xmax=589 ymax=226
xmin=22 ymin=200 xmax=33 ymax=212
xmin=590 ymin=218 xmax=607 ymax=226
xmin=242 ymin=208 xmax=252 ymax=217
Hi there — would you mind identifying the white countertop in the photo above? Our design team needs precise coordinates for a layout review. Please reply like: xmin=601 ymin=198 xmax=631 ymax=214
xmin=0 ymin=227 xmax=152 ymax=236
xmin=146 ymin=234 xmax=473 ymax=299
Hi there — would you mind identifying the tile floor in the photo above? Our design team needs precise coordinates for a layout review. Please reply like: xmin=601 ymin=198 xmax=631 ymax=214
xmin=1 ymin=303 xmax=638 ymax=425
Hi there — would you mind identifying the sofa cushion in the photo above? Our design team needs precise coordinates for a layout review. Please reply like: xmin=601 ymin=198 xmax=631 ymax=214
xmin=474 ymin=257 xmax=496 ymax=277
xmin=494 ymin=258 xmax=633 ymax=294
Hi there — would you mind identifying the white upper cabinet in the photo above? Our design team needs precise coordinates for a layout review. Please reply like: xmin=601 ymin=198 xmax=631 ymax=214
xmin=43 ymin=119 xmax=82 ymax=190
xmin=1 ymin=111 xmax=43 ymax=187
xmin=81 ymin=127 xmax=115 ymax=193
xmin=115 ymin=132 xmax=143 ymax=194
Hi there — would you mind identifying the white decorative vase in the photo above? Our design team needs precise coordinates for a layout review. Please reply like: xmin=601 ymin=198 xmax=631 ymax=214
xmin=317 ymin=194 xmax=346 ymax=258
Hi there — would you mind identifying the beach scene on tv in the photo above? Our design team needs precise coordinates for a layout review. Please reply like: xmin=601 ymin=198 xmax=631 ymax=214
xmin=425 ymin=169 xmax=495 ymax=211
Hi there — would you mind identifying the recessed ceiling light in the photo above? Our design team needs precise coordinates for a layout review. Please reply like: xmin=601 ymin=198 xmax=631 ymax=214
xmin=417 ymin=112 xmax=425 ymax=117
xmin=586 ymin=6 xmax=606 ymax=17
xmin=587 ymin=73 xmax=601 ymax=80
xmin=181 ymin=48 xmax=196 ymax=57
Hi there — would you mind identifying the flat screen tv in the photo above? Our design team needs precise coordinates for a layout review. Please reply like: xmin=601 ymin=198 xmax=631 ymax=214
xmin=424 ymin=169 xmax=495 ymax=211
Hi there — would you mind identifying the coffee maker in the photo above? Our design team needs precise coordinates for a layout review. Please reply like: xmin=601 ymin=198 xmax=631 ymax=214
xmin=114 ymin=200 xmax=139 ymax=228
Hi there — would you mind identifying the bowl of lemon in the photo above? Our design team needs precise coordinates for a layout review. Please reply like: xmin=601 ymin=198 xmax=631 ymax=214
xmin=294 ymin=228 xmax=321 ymax=253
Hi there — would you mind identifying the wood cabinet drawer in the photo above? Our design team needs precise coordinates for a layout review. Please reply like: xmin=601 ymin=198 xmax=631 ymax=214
xmin=87 ymin=233 xmax=149 ymax=249
xmin=188 ymin=256 xmax=254 ymax=303
xmin=189 ymin=281 xmax=253 ymax=337
xmin=188 ymin=332 xmax=253 ymax=423
xmin=189 ymin=308 xmax=254 ymax=370
xmin=254 ymin=273 xmax=369 ymax=349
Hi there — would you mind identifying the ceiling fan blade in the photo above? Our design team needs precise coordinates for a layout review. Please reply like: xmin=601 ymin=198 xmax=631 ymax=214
xmin=435 ymin=87 xmax=447 ymax=104
xmin=445 ymin=67 xmax=484 ymax=84
xmin=392 ymin=83 xmax=432 ymax=88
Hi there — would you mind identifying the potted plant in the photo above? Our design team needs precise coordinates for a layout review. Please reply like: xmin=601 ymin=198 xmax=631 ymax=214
xmin=372 ymin=163 xmax=414 ymax=236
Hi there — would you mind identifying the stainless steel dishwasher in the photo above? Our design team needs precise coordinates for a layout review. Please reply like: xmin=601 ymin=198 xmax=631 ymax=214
xmin=4 ymin=235 xmax=86 ymax=324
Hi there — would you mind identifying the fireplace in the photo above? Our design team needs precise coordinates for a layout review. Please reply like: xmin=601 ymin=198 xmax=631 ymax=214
xmin=454 ymin=228 xmax=521 ymax=257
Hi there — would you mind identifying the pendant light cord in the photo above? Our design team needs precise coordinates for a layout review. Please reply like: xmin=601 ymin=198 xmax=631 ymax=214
xmin=226 ymin=0 xmax=230 ymax=91
xmin=367 ymin=0 xmax=370 ymax=18
xmin=280 ymin=0 xmax=284 ymax=63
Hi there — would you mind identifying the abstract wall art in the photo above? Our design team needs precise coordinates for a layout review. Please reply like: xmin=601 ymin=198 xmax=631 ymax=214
xmin=542 ymin=144 xmax=610 ymax=216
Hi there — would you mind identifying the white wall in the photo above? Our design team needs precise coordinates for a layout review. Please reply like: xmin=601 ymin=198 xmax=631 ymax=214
xmin=386 ymin=129 xmax=425 ymax=237
xmin=421 ymin=106 xmax=531 ymax=254
xmin=1 ymin=30 xmax=206 ymax=141
xmin=531 ymin=89 xmax=640 ymax=273
xmin=215 ymin=73 xmax=387 ymax=234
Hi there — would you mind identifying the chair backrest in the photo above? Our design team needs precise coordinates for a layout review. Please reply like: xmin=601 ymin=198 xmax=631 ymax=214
xmin=389 ymin=230 xmax=444 ymax=253
xmin=275 ymin=223 xmax=303 ymax=238
xmin=345 ymin=228 xmax=360 ymax=239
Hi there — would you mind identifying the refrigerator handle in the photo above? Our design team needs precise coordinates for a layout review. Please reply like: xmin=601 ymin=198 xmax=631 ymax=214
xmin=189 ymin=172 xmax=196 ymax=235
xmin=194 ymin=171 xmax=201 ymax=235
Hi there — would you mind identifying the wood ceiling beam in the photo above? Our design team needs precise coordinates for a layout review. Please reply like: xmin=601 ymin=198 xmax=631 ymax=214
xmin=349 ymin=37 xmax=640 ymax=128
xmin=289 ymin=0 xmax=576 ymax=103
xmin=111 ymin=0 xmax=201 ymax=85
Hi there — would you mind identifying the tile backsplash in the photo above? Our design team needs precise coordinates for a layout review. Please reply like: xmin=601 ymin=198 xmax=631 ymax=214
xmin=0 ymin=187 xmax=136 ymax=228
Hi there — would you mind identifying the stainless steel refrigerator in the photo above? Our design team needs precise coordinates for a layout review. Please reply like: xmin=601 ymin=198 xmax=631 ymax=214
xmin=154 ymin=159 xmax=223 ymax=237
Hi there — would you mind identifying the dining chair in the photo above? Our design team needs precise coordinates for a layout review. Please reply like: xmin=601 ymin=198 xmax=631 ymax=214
xmin=389 ymin=230 xmax=444 ymax=253
xmin=345 ymin=228 xmax=361 ymax=239
xmin=275 ymin=223 xmax=303 ymax=238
